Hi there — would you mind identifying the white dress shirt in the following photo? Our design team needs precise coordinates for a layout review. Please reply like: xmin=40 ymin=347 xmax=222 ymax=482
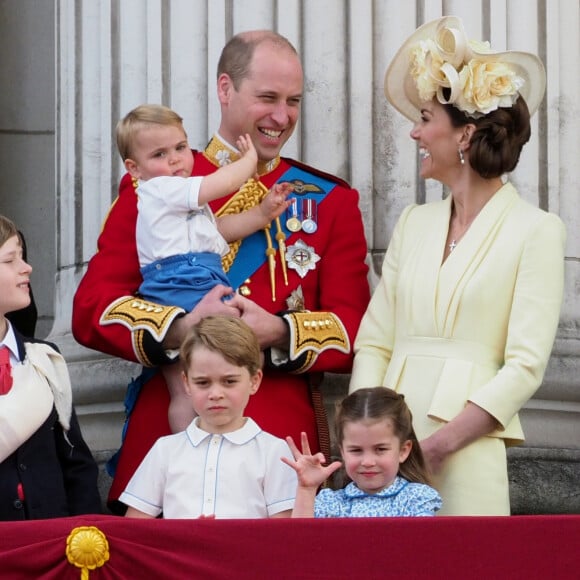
xmin=119 ymin=417 xmax=297 ymax=518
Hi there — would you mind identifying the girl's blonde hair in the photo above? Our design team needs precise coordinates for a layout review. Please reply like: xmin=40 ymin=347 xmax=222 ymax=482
xmin=335 ymin=387 xmax=432 ymax=485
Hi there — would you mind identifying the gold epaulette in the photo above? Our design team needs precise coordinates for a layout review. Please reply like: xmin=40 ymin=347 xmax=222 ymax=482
xmin=283 ymin=311 xmax=350 ymax=373
xmin=100 ymin=296 xmax=184 ymax=343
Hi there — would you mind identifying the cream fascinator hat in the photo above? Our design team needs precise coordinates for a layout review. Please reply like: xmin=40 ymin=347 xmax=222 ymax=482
xmin=384 ymin=16 xmax=546 ymax=122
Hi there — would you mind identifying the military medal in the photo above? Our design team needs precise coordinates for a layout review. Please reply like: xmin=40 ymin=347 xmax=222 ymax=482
xmin=286 ymin=198 xmax=302 ymax=232
xmin=301 ymin=198 xmax=318 ymax=234
xmin=286 ymin=239 xmax=320 ymax=278
xmin=287 ymin=217 xmax=302 ymax=232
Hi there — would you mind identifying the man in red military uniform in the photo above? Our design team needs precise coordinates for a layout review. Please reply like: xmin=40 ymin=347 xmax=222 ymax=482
xmin=72 ymin=30 xmax=370 ymax=513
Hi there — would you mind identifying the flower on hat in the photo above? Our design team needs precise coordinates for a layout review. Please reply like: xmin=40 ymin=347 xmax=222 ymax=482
xmin=455 ymin=60 xmax=524 ymax=116
xmin=409 ymin=20 xmax=524 ymax=117
xmin=410 ymin=39 xmax=445 ymax=102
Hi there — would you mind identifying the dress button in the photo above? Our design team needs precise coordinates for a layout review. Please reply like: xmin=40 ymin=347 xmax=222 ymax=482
xmin=18 ymin=463 xmax=27 ymax=471
xmin=13 ymin=500 xmax=23 ymax=509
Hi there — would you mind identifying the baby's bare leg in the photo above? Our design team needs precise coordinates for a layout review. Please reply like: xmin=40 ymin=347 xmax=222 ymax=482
xmin=162 ymin=363 xmax=196 ymax=433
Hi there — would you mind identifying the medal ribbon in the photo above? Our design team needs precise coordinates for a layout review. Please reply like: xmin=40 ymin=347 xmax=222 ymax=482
xmin=225 ymin=166 xmax=337 ymax=291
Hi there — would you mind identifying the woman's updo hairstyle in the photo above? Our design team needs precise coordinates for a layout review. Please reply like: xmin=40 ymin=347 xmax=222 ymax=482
xmin=444 ymin=94 xmax=531 ymax=178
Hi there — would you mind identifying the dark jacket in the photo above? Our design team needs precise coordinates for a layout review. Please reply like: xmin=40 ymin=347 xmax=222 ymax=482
xmin=0 ymin=331 xmax=101 ymax=520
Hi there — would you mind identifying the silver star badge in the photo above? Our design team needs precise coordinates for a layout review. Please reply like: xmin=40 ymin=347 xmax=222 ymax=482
xmin=286 ymin=239 xmax=320 ymax=278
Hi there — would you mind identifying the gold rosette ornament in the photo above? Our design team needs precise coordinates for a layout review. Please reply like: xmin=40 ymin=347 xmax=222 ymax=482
xmin=66 ymin=526 xmax=110 ymax=579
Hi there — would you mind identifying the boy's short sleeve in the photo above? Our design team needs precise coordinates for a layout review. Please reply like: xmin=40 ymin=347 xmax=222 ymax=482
xmin=263 ymin=438 xmax=297 ymax=516
xmin=118 ymin=439 xmax=168 ymax=517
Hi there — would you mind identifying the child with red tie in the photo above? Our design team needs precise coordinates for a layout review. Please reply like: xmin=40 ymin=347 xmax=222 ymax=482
xmin=0 ymin=214 xmax=101 ymax=520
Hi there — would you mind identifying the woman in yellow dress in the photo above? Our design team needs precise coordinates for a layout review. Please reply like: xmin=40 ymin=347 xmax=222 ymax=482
xmin=349 ymin=16 xmax=566 ymax=515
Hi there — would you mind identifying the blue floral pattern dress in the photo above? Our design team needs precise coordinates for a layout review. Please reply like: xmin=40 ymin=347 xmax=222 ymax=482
xmin=314 ymin=476 xmax=441 ymax=517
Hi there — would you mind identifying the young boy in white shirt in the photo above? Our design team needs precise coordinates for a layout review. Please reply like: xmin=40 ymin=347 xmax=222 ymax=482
xmin=120 ymin=315 xmax=297 ymax=519
xmin=0 ymin=215 xmax=101 ymax=519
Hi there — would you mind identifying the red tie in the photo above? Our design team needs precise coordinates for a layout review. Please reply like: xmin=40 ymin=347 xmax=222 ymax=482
xmin=0 ymin=346 xmax=13 ymax=395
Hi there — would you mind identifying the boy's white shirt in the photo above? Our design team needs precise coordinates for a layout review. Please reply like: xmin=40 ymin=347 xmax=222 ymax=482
xmin=136 ymin=175 xmax=230 ymax=267
xmin=119 ymin=417 xmax=297 ymax=519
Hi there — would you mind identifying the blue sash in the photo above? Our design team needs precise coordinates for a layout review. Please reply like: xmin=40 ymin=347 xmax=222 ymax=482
xmin=226 ymin=165 xmax=337 ymax=289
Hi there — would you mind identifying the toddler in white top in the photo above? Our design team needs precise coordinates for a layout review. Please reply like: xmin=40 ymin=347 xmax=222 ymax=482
xmin=116 ymin=104 xmax=292 ymax=432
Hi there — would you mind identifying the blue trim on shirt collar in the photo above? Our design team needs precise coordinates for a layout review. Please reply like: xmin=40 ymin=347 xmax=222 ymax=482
xmin=186 ymin=417 xmax=262 ymax=446
xmin=344 ymin=476 xmax=408 ymax=499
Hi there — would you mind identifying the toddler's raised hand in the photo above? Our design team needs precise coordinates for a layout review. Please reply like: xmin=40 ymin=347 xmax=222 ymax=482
xmin=259 ymin=182 xmax=293 ymax=221
xmin=236 ymin=134 xmax=258 ymax=167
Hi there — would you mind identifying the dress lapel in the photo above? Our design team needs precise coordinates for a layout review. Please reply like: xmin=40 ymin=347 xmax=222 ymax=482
xmin=436 ymin=183 xmax=518 ymax=335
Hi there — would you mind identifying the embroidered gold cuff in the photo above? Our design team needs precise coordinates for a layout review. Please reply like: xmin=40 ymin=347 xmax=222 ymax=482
xmin=100 ymin=296 xmax=184 ymax=343
xmin=283 ymin=311 xmax=350 ymax=372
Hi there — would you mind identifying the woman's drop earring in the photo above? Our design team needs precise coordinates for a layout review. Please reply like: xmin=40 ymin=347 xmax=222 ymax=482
xmin=458 ymin=149 xmax=465 ymax=165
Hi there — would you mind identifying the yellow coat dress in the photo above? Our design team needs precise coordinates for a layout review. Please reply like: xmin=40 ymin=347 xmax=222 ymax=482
xmin=350 ymin=182 xmax=566 ymax=515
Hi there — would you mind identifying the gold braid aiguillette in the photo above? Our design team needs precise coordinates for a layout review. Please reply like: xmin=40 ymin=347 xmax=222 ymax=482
xmin=275 ymin=216 xmax=289 ymax=285
xmin=216 ymin=177 xmax=287 ymax=300
xmin=264 ymin=226 xmax=277 ymax=301
xmin=216 ymin=177 xmax=268 ymax=272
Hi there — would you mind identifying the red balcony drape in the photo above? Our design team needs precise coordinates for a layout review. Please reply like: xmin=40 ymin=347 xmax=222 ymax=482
xmin=0 ymin=514 xmax=579 ymax=579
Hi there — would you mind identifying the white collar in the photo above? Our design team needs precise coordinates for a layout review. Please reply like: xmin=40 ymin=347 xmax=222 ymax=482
xmin=186 ymin=416 xmax=262 ymax=446
xmin=214 ymin=132 xmax=239 ymax=154
xmin=0 ymin=320 xmax=19 ymax=363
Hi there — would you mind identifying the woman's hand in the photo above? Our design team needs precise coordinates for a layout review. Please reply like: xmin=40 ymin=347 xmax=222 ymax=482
xmin=420 ymin=432 xmax=453 ymax=475
xmin=420 ymin=402 xmax=499 ymax=475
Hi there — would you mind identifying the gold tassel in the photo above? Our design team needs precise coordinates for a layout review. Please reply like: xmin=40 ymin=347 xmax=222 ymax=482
xmin=275 ymin=217 xmax=289 ymax=285
xmin=215 ymin=177 xmax=287 ymax=301
xmin=263 ymin=226 xmax=276 ymax=301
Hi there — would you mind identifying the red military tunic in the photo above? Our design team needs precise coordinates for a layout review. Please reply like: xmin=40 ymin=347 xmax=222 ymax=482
xmin=72 ymin=136 xmax=370 ymax=510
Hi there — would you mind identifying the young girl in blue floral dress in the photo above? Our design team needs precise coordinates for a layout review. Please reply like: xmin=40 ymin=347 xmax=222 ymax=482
xmin=283 ymin=387 xmax=441 ymax=517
